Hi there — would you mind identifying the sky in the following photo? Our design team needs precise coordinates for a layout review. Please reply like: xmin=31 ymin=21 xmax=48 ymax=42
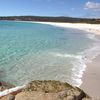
xmin=0 ymin=0 xmax=100 ymax=18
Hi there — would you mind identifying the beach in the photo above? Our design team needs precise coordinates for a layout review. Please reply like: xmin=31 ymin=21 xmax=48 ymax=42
xmin=0 ymin=21 xmax=100 ymax=99
xmin=34 ymin=22 xmax=100 ymax=35
xmin=34 ymin=22 xmax=100 ymax=99
xmin=16 ymin=21 xmax=100 ymax=98
xmin=80 ymin=55 xmax=100 ymax=100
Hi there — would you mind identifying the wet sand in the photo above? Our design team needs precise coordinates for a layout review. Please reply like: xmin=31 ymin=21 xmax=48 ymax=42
xmin=80 ymin=55 xmax=100 ymax=100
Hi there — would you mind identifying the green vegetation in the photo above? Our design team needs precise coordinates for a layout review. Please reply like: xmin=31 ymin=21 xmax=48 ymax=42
xmin=0 ymin=16 xmax=100 ymax=24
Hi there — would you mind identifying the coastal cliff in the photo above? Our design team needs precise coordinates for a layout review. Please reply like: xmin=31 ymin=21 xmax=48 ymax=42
xmin=0 ymin=80 xmax=91 ymax=100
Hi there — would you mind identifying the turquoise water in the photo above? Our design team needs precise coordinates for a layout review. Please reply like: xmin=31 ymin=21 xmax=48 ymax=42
xmin=0 ymin=21 xmax=99 ymax=86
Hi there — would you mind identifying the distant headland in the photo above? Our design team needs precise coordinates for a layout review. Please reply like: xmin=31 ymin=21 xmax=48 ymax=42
xmin=0 ymin=16 xmax=100 ymax=24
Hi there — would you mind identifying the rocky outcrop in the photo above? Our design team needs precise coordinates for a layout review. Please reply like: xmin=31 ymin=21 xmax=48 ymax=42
xmin=0 ymin=80 xmax=91 ymax=100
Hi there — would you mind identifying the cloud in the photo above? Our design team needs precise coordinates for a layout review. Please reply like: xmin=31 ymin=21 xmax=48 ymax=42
xmin=71 ymin=8 xmax=75 ymax=11
xmin=84 ymin=1 xmax=100 ymax=11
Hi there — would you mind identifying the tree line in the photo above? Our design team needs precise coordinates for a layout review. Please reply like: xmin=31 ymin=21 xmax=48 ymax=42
xmin=0 ymin=16 xmax=100 ymax=24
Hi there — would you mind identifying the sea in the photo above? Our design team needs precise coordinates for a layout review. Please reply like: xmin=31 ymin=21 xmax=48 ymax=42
xmin=0 ymin=21 xmax=100 ymax=87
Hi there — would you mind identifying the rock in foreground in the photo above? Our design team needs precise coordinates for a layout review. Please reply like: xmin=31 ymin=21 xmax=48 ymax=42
xmin=0 ymin=80 xmax=91 ymax=100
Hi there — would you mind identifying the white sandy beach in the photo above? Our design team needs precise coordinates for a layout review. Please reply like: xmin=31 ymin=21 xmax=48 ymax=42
xmin=34 ymin=22 xmax=100 ymax=35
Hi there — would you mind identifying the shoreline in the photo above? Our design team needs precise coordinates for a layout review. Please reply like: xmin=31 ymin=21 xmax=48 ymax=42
xmin=0 ymin=21 xmax=100 ymax=98
xmin=32 ymin=22 xmax=100 ymax=35
xmin=9 ymin=20 xmax=100 ymax=35
xmin=34 ymin=22 xmax=100 ymax=99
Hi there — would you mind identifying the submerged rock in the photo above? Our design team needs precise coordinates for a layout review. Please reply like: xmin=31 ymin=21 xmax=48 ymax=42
xmin=0 ymin=81 xmax=14 ymax=92
xmin=0 ymin=80 xmax=91 ymax=100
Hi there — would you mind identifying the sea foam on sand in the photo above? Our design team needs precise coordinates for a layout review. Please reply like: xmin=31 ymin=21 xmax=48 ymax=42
xmin=0 ymin=85 xmax=26 ymax=97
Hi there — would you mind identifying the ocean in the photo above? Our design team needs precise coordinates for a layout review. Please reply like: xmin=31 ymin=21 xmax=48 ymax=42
xmin=0 ymin=21 xmax=100 ymax=87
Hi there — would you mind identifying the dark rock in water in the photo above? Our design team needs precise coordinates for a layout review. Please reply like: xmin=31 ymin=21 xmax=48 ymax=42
xmin=0 ymin=69 xmax=6 ymax=78
xmin=0 ymin=80 xmax=91 ymax=100
xmin=0 ymin=81 xmax=15 ymax=91
xmin=0 ymin=82 xmax=2 ymax=86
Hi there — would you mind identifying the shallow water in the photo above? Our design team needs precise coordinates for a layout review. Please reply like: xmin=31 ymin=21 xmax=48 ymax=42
xmin=0 ymin=21 xmax=100 ymax=86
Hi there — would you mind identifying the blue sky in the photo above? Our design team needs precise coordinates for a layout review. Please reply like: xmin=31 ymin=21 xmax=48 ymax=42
xmin=0 ymin=0 xmax=100 ymax=18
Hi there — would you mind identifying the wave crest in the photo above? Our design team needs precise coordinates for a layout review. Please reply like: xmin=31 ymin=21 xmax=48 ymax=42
xmin=53 ymin=53 xmax=82 ymax=59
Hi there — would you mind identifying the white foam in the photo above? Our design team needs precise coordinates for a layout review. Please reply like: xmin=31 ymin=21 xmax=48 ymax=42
xmin=0 ymin=85 xmax=26 ymax=97
xmin=53 ymin=53 xmax=82 ymax=59
xmin=86 ymin=34 xmax=96 ymax=40
xmin=73 ymin=43 xmax=100 ymax=87
xmin=71 ymin=58 xmax=87 ymax=87
xmin=51 ymin=42 xmax=100 ymax=87
xmin=81 ymin=44 xmax=100 ymax=63
xmin=86 ymin=34 xmax=99 ymax=42
xmin=51 ymin=52 xmax=86 ymax=87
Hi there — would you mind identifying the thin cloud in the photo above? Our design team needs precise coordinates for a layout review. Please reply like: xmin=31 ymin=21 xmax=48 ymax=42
xmin=71 ymin=8 xmax=75 ymax=11
xmin=84 ymin=1 xmax=100 ymax=11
